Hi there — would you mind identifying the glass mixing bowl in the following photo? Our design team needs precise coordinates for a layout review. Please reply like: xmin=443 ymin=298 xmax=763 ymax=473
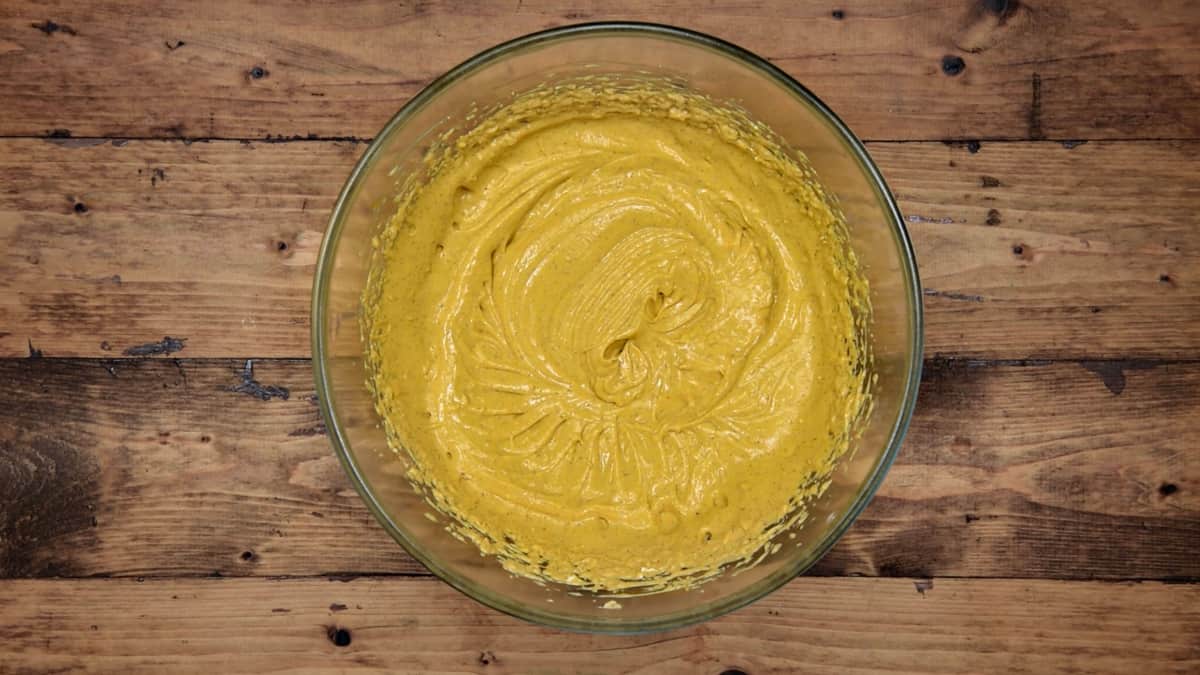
xmin=312 ymin=22 xmax=922 ymax=633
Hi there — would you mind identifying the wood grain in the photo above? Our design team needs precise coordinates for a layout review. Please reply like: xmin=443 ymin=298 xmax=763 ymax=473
xmin=2 ymin=2 xmax=1197 ymax=669
xmin=2 ymin=139 xmax=1197 ymax=359
xmin=1 ymin=358 xmax=1195 ymax=580
xmin=885 ymin=140 xmax=1200 ymax=360
xmin=0 ymin=138 xmax=362 ymax=359
xmin=0 ymin=576 xmax=1197 ymax=674
xmin=0 ymin=1 xmax=1197 ymax=142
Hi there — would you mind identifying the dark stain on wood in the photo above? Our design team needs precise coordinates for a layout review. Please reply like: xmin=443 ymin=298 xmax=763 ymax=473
xmin=172 ymin=359 xmax=189 ymax=390
xmin=1029 ymin=73 xmax=1045 ymax=139
xmin=0 ymin=435 xmax=100 ymax=576
xmin=1080 ymin=360 xmax=1159 ymax=396
xmin=229 ymin=360 xmax=290 ymax=401
xmin=165 ymin=40 xmax=185 ymax=51
xmin=288 ymin=424 xmax=326 ymax=437
xmin=31 ymin=20 xmax=77 ymax=36
xmin=329 ymin=602 xmax=348 ymax=612
xmin=906 ymin=214 xmax=959 ymax=224
xmin=150 ymin=167 xmax=166 ymax=187
xmin=74 ymin=202 xmax=89 ymax=214
xmin=986 ymin=208 xmax=1002 ymax=226
xmin=48 ymin=128 xmax=72 ymax=138
xmin=981 ymin=175 xmax=1002 ymax=188
xmin=1159 ymin=483 xmax=1179 ymax=497
xmin=123 ymin=336 xmax=187 ymax=357
xmin=943 ymin=140 xmax=981 ymax=153
xmin=912 ymin=358 xmax=994 ymax=415
xmin=924 ymin=288 xmax=985 ymax=303
xmin=831 ymin=9 xmax=845 ymax=20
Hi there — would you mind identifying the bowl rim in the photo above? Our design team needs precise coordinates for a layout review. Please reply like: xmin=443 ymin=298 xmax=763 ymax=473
xmin=312 ymin=20 xmax=924 ymax=634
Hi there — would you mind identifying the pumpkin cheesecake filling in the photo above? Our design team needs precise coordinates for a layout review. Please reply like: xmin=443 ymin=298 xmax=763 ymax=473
xmin=364 ymin=79 xmax=871 ymax=594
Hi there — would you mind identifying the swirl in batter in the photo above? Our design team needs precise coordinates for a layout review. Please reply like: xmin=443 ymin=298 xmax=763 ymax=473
xmin=365 ymin=79 xmax=870 ymax=593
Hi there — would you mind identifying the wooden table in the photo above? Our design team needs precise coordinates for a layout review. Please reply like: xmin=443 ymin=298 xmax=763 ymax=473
xmin=1 ymin=1 xmax=1197 ymax=672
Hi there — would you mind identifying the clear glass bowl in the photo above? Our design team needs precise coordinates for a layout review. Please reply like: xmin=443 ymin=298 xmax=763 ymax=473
xmin=312 ymin=22 xmax=922 ymax=633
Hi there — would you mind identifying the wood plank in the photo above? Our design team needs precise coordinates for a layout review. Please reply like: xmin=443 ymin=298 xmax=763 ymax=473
xmin=815 ymin=357 xmax=1200 ymax=579
xmin=0 ymin=138 xmax=363 ymax=359
xmin=883 ymin=140 xmax=1200 ymax=360
xmin=0 ymin=1 xmax=1197 ymax=142
xmin=0 ymin=577 xmax=1197 ymax=673
xmin=1 ymin=358 xmax=1196 ymax=580
xmin=2 ymin=139 xmax=1197 ymax=359
xmin=0 ymin=358 xmax=416 ymax=578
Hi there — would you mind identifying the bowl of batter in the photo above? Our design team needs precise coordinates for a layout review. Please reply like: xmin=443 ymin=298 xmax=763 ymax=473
xmin=313 ymin=23 xmax=922 ymax=632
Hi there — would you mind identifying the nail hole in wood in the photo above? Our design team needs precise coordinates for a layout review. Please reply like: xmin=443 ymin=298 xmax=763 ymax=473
xmin=1159 ymin=483 xmax=1178 ymax=497
xmin=941 ymin=55 xmax=966 ymax=76
xmin=328 ymin=627 xmax=351 ymax=647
